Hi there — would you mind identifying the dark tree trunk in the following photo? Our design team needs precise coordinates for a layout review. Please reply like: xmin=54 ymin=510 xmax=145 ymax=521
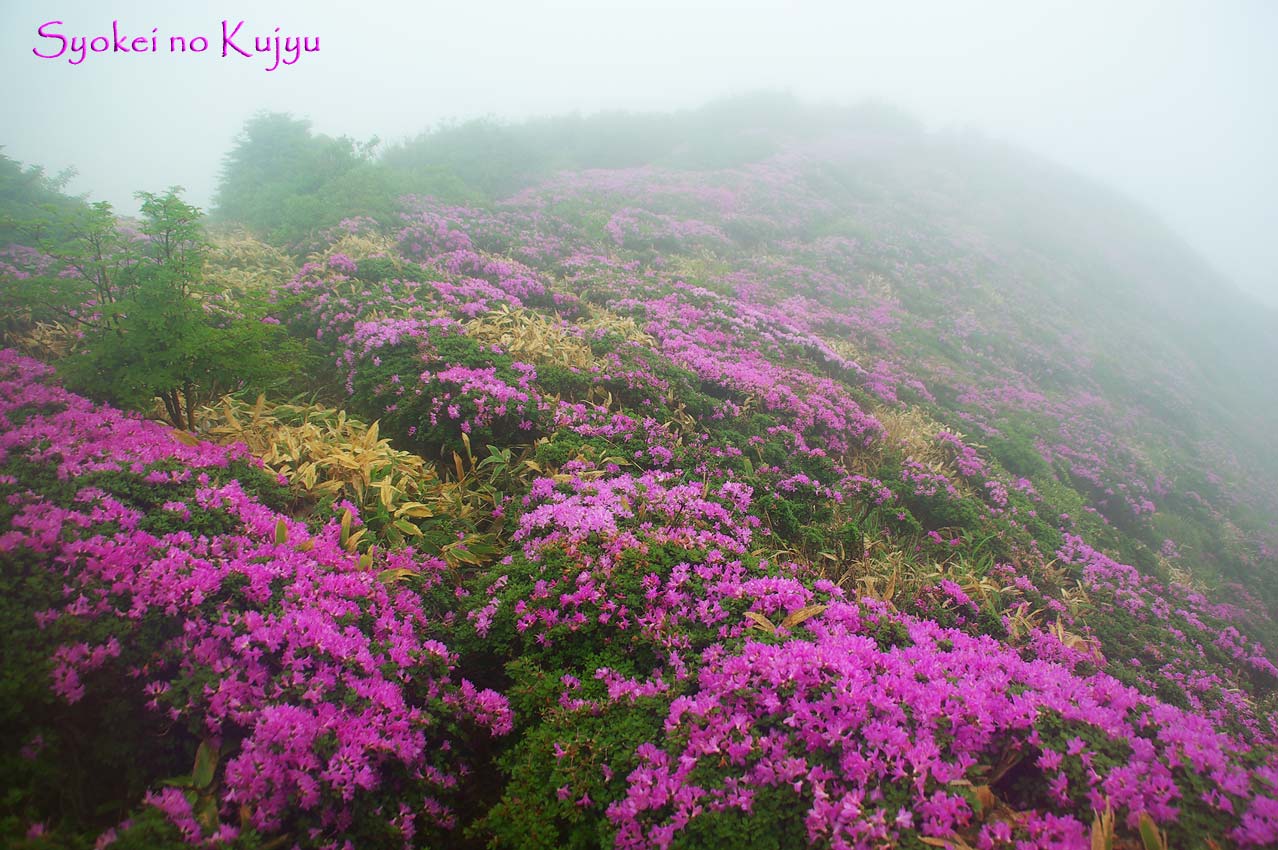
xmin=183 ymin=383 xmax=195 ymax=432
xmin=161 ymin=390 xmax=182 ymax=428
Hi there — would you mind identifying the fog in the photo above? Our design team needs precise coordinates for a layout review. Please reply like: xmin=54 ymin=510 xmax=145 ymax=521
xmin=2 ymin=0 xmax=1275 ymax=305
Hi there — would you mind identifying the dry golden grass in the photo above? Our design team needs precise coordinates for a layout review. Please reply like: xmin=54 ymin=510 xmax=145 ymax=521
xmin=6 ymin=319 xmax=82 ymax=360
xmin=823 ymin=335 xmax=866 ymax=368
xmin=466 ymin=306 xmax=596 ymax=369
xmin=1166 ymin=563 xmax=1208 ymax=595
xmin=195 ymin=394 xmax=552 ymax=570
xmin=578 ymin=308 xmax=658 ymax=348
xmin=823 ymin=332 xmax=984 ymax=483
xmin=196 ymin=394 xmax=442 ymax=517
xmin=204 ymin=228 xmax=297 ymax=295
xmin=665 ymin=254 xmax=738 ymax=295
xmin=830 ymin=547 xmax=1004 ymax=611
xmin=466 ymin=303 xmax=657 ymax=368
xmin=308 ymin=232 xmax=400 ymax=265
xmin=841 ymin=401 xmax=983 ymax=506
xmin=877 ymin=406 xmax=958 ymax=470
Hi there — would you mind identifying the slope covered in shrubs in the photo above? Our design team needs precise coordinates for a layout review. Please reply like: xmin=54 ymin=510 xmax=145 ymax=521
xmin=2 ymin=100 xmax=1277 ymax=849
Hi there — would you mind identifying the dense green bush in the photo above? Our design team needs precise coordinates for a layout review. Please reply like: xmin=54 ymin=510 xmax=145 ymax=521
xmin=4 ymin=190 xmax=301 ymax=429
xmin=214 ymin=113 xmax=396 ymax=247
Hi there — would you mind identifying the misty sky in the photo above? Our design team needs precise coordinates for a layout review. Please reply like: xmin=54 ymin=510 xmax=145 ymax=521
xmin=2 ymin=0 xmax=1275 ymax=305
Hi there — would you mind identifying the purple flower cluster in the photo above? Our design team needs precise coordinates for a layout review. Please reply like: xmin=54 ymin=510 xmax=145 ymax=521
xmin=0 ymin=351 xmax=510 ymax=847
xmin=608 ymin=608 xmax=1278 ymax=849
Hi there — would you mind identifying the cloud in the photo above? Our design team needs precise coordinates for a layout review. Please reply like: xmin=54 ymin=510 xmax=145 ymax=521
xmin=2 ymin=0 xmax=1274 ymax=302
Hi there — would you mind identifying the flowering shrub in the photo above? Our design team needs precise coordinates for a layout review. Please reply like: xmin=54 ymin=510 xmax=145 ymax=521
xmin=466 ymin=463 xmax=1278 ymax=848
xmin=608 ymin=611 xmax=1278 ymax=849
xmin=344 ymin=319 xmax=542 ymax=456
xmin=0 ymin=351 xmax=509 ymax=848
xmin=6 ymin=115 xmax=1278 ymax=850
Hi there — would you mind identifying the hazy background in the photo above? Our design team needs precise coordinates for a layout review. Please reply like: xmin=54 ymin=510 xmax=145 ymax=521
xmin=2 ymin=0 xmax=1275 ymax=305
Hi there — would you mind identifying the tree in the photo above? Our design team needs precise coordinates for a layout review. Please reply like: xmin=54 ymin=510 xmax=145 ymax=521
xmin=0 ymin=149 xmax=82 ymax=244
xmin=4 ymin=188 xmax=290 ymax=429
xmin=214 ymin=113 xmax=392 ymax=246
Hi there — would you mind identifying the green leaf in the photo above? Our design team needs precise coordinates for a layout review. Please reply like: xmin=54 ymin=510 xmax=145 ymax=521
xmin=1137 ymin=813 xmax=1166 ymax=850
xmin=340 ymin=509 xmax=352 ymax=545
xmin=161 ymin=773 xmax=194 ymax=789
xmin=192 ymin=739 xmax=219 ymax=789
xmin=392 ymin=519 xmax=423 ymax=537
xmin=378 ymin=567 xmax=417 ymax=584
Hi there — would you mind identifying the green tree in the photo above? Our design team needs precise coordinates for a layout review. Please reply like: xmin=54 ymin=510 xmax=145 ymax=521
xmin=5 ymin=188 xmax=292 ymax=429
xmin=0 ymin=150 xmax=82 ymax=244
xmin=213 ymin=112 xmax=393 ymax=245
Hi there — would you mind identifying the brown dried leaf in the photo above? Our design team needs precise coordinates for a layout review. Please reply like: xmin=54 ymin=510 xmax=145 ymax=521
xmin=170 ymin=429 xmax=201 ymax=446
xmin=780 ymin=604 xmax=827 ymax=630
xmin=972 ymin=784 xmax=996 ymax=818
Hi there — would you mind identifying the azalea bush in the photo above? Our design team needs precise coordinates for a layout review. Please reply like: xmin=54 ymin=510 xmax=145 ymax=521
xmin=0 ymin=351 xmax=510 ymax=848
xmin=345 ymin=319 xmax=543 ymax=457
xmin=462 ymin=456 xmax=1278 ymax=849
xmin=5 ymin=104 xmax=1278 ymax=850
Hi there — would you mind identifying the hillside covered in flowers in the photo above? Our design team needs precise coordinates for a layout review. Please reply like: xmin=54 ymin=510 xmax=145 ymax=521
xmin=2 ymin=98 xmax=1277 ymax=849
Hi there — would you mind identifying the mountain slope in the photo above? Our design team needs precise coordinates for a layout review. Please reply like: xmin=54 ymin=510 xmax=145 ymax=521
xmin=3 ymin=99 xmax=1277 ymax=848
